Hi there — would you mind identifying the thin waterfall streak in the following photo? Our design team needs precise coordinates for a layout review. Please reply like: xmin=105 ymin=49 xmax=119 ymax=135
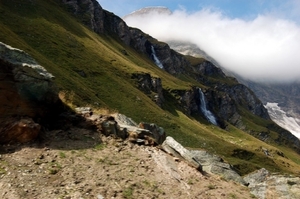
xmin=198 ymin=88 xmax=218 ymax=125
xmin=151 ymin=46 xmax=164 ymax=69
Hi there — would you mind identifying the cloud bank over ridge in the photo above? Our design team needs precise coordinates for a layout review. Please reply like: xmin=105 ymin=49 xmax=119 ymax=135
xmin=124 ymin=7 xmax=300 ymax=82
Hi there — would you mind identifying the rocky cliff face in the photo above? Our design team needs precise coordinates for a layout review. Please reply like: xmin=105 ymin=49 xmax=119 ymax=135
xmin=219 ymin=84 xmax=270 ymax=120
xmin=0 ymin=42 xmax=62 ymax=143
xmin=62 ymin=0 xmax=104 ymax=33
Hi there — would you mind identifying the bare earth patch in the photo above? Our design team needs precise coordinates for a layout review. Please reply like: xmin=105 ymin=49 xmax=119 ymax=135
xmin=0 ymin=128 xmax=254 ymax=199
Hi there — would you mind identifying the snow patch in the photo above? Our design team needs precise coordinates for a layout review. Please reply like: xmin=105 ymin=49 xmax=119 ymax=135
xmin=265 ymin=102 xmax=300 ymax=138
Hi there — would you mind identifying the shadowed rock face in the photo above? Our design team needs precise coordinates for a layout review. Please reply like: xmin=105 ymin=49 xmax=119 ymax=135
xmin=0 ymin=42 xmax=61 ymax=143
xmin=62 ymin=0 xmax=104 ymax=34
xmin=131 ymin=73 xmax=164 ymax=107
xmin=0 ymin=118 xmax=41 ymax=144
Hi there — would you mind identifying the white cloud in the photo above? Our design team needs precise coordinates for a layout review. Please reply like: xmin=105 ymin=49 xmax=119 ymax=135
xmin=124 ymin=8 xmax=300 ymax=82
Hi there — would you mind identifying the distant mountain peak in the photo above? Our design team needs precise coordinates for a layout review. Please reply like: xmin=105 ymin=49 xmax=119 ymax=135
xmin=124 ymin=6 xmax=172 ymax=18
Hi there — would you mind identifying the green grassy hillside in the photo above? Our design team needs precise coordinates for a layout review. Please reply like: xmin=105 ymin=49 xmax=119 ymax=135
xmin=1 ymin=0 xmax=300 ymax=175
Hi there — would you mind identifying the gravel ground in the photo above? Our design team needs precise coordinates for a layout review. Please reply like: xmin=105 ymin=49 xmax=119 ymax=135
xmin=0 ymin=127 xmax=255 ymax=199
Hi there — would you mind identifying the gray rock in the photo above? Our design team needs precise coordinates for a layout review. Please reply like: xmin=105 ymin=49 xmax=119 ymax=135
xmin=0 ymin=42 xmax=57 ymax=103
xmin=190 ymin=150 xmax=248 ymax=185
xmin=139 ymin=122 xmax=166 ymax=145
xmin=244 ymin=169 xmax=300 ymax=199
xmin=162 ymin=136 xmax=202 ymax=170
xmin=114 ymin=119 xmax=166 ymax=145
xmin=243 ymin=168 xmax=269 ymax=185
xmin=101 ymin=120 xmax=118 ymax=137
xmin=113 ymin=113 xmax=137 ymax=127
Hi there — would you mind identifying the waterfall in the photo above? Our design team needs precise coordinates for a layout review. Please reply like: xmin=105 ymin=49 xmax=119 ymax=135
xmin=151 ymin=46 xmax=164 ymax=69
xmin=198 ymin=88 xmax=218 ymax=125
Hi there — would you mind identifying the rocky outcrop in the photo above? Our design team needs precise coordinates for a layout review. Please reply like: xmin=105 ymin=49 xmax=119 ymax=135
xmin=62 ymin=0 xmax=131 ymax=44
xmin=0 ymin=42 xmax=60 ymax=143
xmin=139 ymin=122 xmax=166 ymax=145
xmin=162 ymin=136 xmax=248 ymax=185
xmin=77 ymin=110 xmax=166 ymax=145
xmin=101 ymin=117 xmax=128 ymax=139
xmin=244 ymin=168 xmax=300 ymax=199
xmin=62 ymin=0 xmax=104 ymax=33
xmin=131 ymin=73 xmax=164 ymax=107
xmin=193 ymin=60 xmax=226 ymax=79
xmin=170 ymin=88 xmax=199 ymax=116
xmin=203 ymin=89 xmax=241 ymax=126
xmin=115 ymin=113 xmax=166 ymax=145
xmin=190 ymin=150 xmax=247 ymax=185
xmin=243 ymin=168 xmax=269 ymax=186
xmin=162 ymin=136 xmax=202 ymax=170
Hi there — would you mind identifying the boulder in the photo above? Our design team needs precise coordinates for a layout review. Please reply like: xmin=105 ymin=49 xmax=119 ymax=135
xmin=138 ymin=122 xmax=166 ymax=145
xmin=98 ymin=116 xmax=127 ymax=139
xmin=113 ymin=114 xmax=166 ymax=145
xmin=0 ymin=42 xmax=60 ymax=144
xmin=119 ymin=124 xmax=158 ymax=145
xmin=113 ymin=113 xmax=137 ymax=127
xmin=0 ymin=118 xmax=40 ymax=144
xmin=162 ymin=136 xmax=202 ymax=171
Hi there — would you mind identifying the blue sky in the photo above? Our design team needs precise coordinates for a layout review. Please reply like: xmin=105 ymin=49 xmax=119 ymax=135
xmin=98 ymin=0 xmax=300 ymax=22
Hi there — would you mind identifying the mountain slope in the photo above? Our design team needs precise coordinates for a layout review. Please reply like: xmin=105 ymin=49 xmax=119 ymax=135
xmin=1 ymin=0 xmax=300 ymax=177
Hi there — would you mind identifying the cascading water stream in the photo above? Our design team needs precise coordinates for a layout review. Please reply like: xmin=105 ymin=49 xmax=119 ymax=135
xmin=198 ymin=88 xmax=218 ymax=125
xmin=151 ymin=46 xmax=164 ymax=69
